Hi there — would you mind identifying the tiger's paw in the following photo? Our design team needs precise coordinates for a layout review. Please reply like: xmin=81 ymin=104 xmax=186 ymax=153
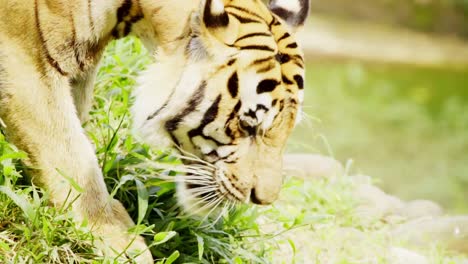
xmin=94 ymin=221 xmax=153 ymax=264
xmin=96 ymin=230 xmax=153 ymax=263
xmin=93 ymin=199 xmax=153 ymax=263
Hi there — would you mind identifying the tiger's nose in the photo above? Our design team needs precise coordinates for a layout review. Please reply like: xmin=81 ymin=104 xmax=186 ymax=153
xmin=250 ymin=188 xmax=274 ymax=205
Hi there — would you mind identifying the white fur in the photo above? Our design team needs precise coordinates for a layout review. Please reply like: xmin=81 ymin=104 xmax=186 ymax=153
xmin=133 ymin=55 xmax=207 ymax=149
xmin=132 ymin=61 xmax=182 ymax=131
xmin=272 ymin=0 xmax=301 ymax=13
xmin=239 ymin=70 xmax=271 ymax=126
xmin=176 ymin=180 xmax=202 ymax=213
xmin=210 ymin=0 xmax=225 ymax=15
xmin=262 ymin=107 xmax=278 ymax=131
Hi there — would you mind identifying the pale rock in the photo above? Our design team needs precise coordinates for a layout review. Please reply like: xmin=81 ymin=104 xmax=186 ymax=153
xmin=391 ymin=216 xmax=468 ymax=254
xmin=353 ymin=184 xmax=405 ymax=222
xmin=283 ymin=154 xmax=344 ymax=179
xmin=389 ymin=247 xmax=429 ymax=264
xmin=397 ymin=200 xmax=444 ymax=220
xmin=350 ymin=174 xmax=374 ymax=185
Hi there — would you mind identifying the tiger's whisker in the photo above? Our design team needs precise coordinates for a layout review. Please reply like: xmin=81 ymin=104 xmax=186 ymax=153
xmin=204 ymin=200 xmax=230 ymax=228
xmin=182 ymin=192 xmax=220 ymax=215
xmin=189 ymin=189 xmax=218 ymax=198
xmin=198 ymin=195 xmax=227 ymax=225
xmin=172 ymin=150 xmax=216 ymax=168
xmin=191 ymin=193 xmax=224 ymax=217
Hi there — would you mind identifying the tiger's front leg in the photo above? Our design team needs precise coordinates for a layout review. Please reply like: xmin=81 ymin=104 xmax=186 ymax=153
xmin=0 ymin=47 xmax=152 ymax=263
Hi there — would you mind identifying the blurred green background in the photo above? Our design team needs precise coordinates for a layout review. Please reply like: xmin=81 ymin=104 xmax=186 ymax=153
xmin=287 ymin=0 xmax=468 ymax=213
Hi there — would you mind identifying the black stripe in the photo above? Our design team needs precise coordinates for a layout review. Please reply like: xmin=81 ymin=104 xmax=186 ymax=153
xmin=188 ymin=95 xmax=226 ymax=146
xmin=165 ymin=81 xmax=206 ymax=132
xmin=113 ymin=0 xmax=144 ymax=38
xmin=34 ymin=0 xmax=67 ymax=76
xmin=224 ymin=101 xmax=242 ymax=140
xmin=257 ymin=104 xmax=268 ymax=112
xmin=257 ymin=79 xmax=280 ymax=94
xmin=125 ymin=14 xmax=143 ymax=36
xmin=227 ymin=58 xmax=236 ymax=66
xmin=225 ymin=5 xmax=265 ymax=22
xmin=204 ymin=0 xmax=229 ymax=28
xmin=276 ymin=53 xmax=304 ymax=68
xmin=277 ymin=32 xmax=290 ymax=42
xmin=294 ymin=75 xmax=304 ymax=89
xmin=146 ymin=100 xmax=169 ymax=121
xmin=293 ymin=60 xmax=305 ymax=69
xmin=235 ymin=32 xmax=271 ymax=43
xmin=123 ymin=23 xmax=132 ymax=37
xmin=282 ymin=75 xmax=294 ymax=85
xmin=292 ymin=54 xmax=305 ymax=63
xmin=227 ymin=72 xmax=239 ymax=98
xmin=272 ymin=17 xmax=282 ymax=26
xmin=289 ymin=98 xmax=298 ymax=105
xmin=275 ymin=53 xmax=291 ymax=64
xmin=268 ymin=16 xmax=279 ymax=28
xmin=252 ymin=56 xmax=274 ymax=65
xmin=116 ymin=0 xmax=132 ymax=23
xmin=196 ymin=95 xmax=222 ymax=129
xmin=286 ymin=42 xmax=298 ymax=49
xmin=229 ymin=12 xmax=262 ymax=24
xmin=257 ymin=63 xmax=275 ymax=74
xmin=240 ymin=45 xmax=275 ymax=52
xmin=239 ymin=119 xmax=257 ymax=136
xmin=279 ymin=100 xmax=285 ymax=111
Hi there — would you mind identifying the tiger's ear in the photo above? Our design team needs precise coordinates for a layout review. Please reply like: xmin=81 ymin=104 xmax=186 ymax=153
xmin=202 ymin=0 xmax=229 ymax=28
xmin=200 ymin=0 xmax=239 ymax=44
xmin=269 ymin=0 xmax=310 ymax=28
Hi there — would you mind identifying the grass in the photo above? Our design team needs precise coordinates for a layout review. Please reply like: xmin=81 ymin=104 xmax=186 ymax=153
xmin=0 ymin=38 xmax=265 ymax=263
xmin=0 ymin=37 xmax=467 ymax=263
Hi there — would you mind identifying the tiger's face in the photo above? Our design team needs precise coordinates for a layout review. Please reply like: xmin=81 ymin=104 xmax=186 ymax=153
xmin=133 ymin=0 xmax=309 ymax=213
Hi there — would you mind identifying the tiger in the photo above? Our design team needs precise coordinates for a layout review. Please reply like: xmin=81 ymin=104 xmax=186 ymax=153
xmin=0 ymin=0 xmax=309 ymax=262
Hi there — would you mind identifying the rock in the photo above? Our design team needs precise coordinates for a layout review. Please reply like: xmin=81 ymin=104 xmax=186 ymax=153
xmin=391 ymin=216 xmax=468 ymax=254
xmin=397 ymin=200 xmax=444 ymax=220
xmin=353 ymin=183 xmax=405 ymax=222
xmin=350 ymin=174 xmax=374 ymax=185
xmin=389 ymin=247 xmax=429 ymax=264
xmin=283 ymin=154 xmax=344 ymax=179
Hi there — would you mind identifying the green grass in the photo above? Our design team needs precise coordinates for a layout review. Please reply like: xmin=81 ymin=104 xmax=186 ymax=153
xmin=290 ymin=60 xmax=468 ymax=213
xmin=0 ymin=38 xmax=467 ymax=263
xmin=0 ymin=38 xmax=266 ymax=263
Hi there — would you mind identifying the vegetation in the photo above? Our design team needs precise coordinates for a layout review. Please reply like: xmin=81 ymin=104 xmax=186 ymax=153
xmin=0 ymin=37 xmax=466 ymax=263
xmin=0 ymin=38 xmax=263 ymax=263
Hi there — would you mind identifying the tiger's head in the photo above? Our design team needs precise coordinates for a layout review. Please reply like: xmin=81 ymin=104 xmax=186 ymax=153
xmin=133 ymin=0 xmax=309 ymax=213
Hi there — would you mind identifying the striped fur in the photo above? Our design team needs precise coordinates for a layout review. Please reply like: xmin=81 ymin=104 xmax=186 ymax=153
xmin=134 ymin=0 xmax=309 ymax=215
